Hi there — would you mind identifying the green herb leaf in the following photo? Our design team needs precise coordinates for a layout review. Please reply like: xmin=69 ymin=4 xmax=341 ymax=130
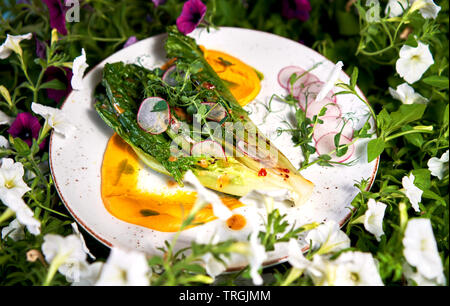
xmin=367 ymin=138 xmax=385 ymax=162
xmin=422 ymin=75 xmax=449 ymax=89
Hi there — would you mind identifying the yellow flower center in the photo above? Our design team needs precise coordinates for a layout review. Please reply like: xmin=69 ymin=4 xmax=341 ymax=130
xmin=4 ymin=180 xmax=15 ymax=189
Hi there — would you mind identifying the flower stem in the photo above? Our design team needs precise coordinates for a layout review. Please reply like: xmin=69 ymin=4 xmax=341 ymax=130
xmin=43 ymin=253 xmax=67 ymax=286
xmin=281 ymin=267 xmax=304 ymax=286
xmin=0 ymin=208 xmax=15 ymax=224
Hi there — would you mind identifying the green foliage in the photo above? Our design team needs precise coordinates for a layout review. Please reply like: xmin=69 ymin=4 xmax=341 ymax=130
xmin=0 ymin=0 xmax=448 ymax=286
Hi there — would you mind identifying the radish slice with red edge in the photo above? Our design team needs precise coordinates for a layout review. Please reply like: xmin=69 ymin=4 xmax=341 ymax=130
xmin=277 ymin=66 xmax=305 ymax=89
xmin=315 ymin=132 xmax=355 ymax=163
xmin=289 ymin=73 xmax=321 ymax=97
xmin=312 ymin=116 xmax=354 ymax=142
xmin=191 ymin=140 xmax=227 ymax=159
xmin=137 ymin=97 xmax=171 ymax=135
xmin=306 ymin=97 xmax=341 ymax=119
xmin=202 ymin=102 xmax=227 ymax=122
xmin=162 ymin=66 xmax=180 ymax=87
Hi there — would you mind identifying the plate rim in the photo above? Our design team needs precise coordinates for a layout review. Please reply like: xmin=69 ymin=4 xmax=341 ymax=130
xmin=49 ymin=26 xmax=380 ymax=267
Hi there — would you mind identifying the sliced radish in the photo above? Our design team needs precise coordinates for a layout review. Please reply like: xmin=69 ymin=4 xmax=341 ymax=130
xmin=191 ymin=140 xmax=227 ymax=159
xmin=162 ymin=66 xmax=182 ymax=87
xmin=277 ymin=66 xmax=305 ymax=89
xmin=137 ymin=97 xmax=171 ymax=135
xmin=306 ymin=97 xmax=341 ymax=119
xmin=315 ymin=132 xmax=355 ymax=163
xmin=202 ymin=102 xmax=227 ymax=122
xmin=312 ymin=116 xmax=354 ymax=142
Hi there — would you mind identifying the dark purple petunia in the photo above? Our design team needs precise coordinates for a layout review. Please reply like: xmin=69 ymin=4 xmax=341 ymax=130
xmin=152 ymin=0 xmax=166 ymax=7
xmin=123 ymin=36 xmax=138 ymax=48
xmin=43 ymin=0 xmax=68 ymax=35
xmin=282 ymin=0 xmax=311 ymax=22
xmin=45 ymin=66 xmax=73 ymax=103
xmin=176 ymin=0 xmax=207 ymax=35
xmin=8 ymin=112 xmax=45 ymax=149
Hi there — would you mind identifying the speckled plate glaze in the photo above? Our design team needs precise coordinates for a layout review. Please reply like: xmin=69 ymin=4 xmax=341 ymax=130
xmin=49 ymin=27 xmax=379 ymax=270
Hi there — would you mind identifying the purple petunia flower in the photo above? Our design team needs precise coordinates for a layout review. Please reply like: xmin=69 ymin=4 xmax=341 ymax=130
xmin=152 ymin=0 xmax=166 ymax=7
xmin=282 ymin=0 xmax=311 ymax=22
xmin=42 ymin=0 xmax=68 ymax=35
xmin=8 ymin=112 xmax=45 ymax=149
xmin=123 ymin=36 xmax=138 ymax=48
xmin=176 ymin=0 xmax=207 ymax=35
xmin=45 ymin=66 xmax=73 ymax=103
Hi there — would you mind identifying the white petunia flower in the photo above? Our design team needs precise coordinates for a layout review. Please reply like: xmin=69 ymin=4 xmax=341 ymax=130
xmin=95 ymin=247 xmax=150 ymax=286
xmin=71 ymin=222 xmax=96 ymax=260
xmin=427 ymin=150 xmax=449 ymax=180
xmin=403 ymin=263 xmax=446 ymax=286
xmin=0 ymin=110 xmax=14 ymax=126
xmin=385 ymin=0 xmax=409 ymax=17
xmin=411 ymin=0 xmax=441 ymax=19
xmin=0 ymin=135 xmax=9 ymax=149
xmin=396 ymin=41 xmax=434 ymax=84
xmin=0 ymin=33 xmax=32 ymax=59
xmin=31 ymin=102 xmax=75 ymax=137
xmin=0 ymin=193 xmax=40 ymax=235
xmin=315 ymin=61 xmax=344 ymax=103
xmin=71 ymin=48 xmax=89 ymax=90
xmin=183 ymin=170 xmax=232 ymax=221
xmin=1 ymin=218 xmax=25 ymax=241
xmin=333 ymin=251 xmax=384 ymax=286
xmin=0 ymin=158 xmax=31 ymax=199
xmin=42 ymin=234 xmax=87 ymax=278
xmin=363 ymin=199 xmax=387 ymax=241
xmin=305 ymin=220 xmax=350 ymax=254
xmin=402 ymin=218 xmax=444 ymax=280
xmin=402 ymin=173 xmax=423 ymax=212
xmin=389 ymin=83 xmax=429 ymax=104
xmin=304 ymin=255 xmax=336 ymax=286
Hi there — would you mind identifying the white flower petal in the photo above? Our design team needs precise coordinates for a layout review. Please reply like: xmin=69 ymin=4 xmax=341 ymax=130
xmin=71 ymin=222 xmax=96 ymax=260
xmin=364 ymin=199 xmax=387 ymax=241
xmin=95 ymin=247 xmax=150 ymax=286
xmin=403 ymin=263 xmax=446 ymax=286
xmin=42 ymin=234 xmax=87 ymax=266
xmin=71 ymin=261 xmax=104 ymax=286
xmin=31 ymin=102 xmax=75 ymax=137
xmin=0 ymin=135 xmax=10 ymax=149
xmin=183 ymin=170 xmax=232 ymax=220
xmin=402 ymin=173 xmax=423 ymax=212
xmin=403 ymin=218 xmax=444 ymax=279
xmin=305 ymin=220 xmax=350 ymax=254
xmin=333 ymin=251 xmax=384 ymax=286
xmin=389 ymin=83 xmax=428 ymax=104
xmin=1 ymin=218 xmax=25 ymax=241
xmin=71 ymin=48 xmax=89 ymax=90
xmin=396 ymin=42 xmax=434 ymax=84
xmin=417 ymin=0 xmax=441 ymax=19
xmin=385 ymin=0 xmax=409 ymax=17
xmin=0 ymin=158 xmax=31 ymax=199
xmin=0 ymin=110 xmax=14 ymax=126
xmin=427 ymin=150 xmax=449 ymax=180
xmin=287 ymin=238 xmax=309 ymax=269
xmin=0 ymin=33 xmax=32 ymax=59
xmin=248 ymin=230 xmax=267 ymax=285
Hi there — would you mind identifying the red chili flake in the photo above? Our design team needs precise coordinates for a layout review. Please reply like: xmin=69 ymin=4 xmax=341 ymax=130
xmin=202 ymin=82 xmax=215 ymax=90
xmin=282 ymin=168 xmax=290 ymax=173
xmin=258 ymin=168 xmax=267 ymax=177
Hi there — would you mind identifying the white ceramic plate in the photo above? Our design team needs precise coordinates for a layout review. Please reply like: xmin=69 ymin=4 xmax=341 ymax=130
xmin=50 ymin=27 xmax=379 ymax=270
